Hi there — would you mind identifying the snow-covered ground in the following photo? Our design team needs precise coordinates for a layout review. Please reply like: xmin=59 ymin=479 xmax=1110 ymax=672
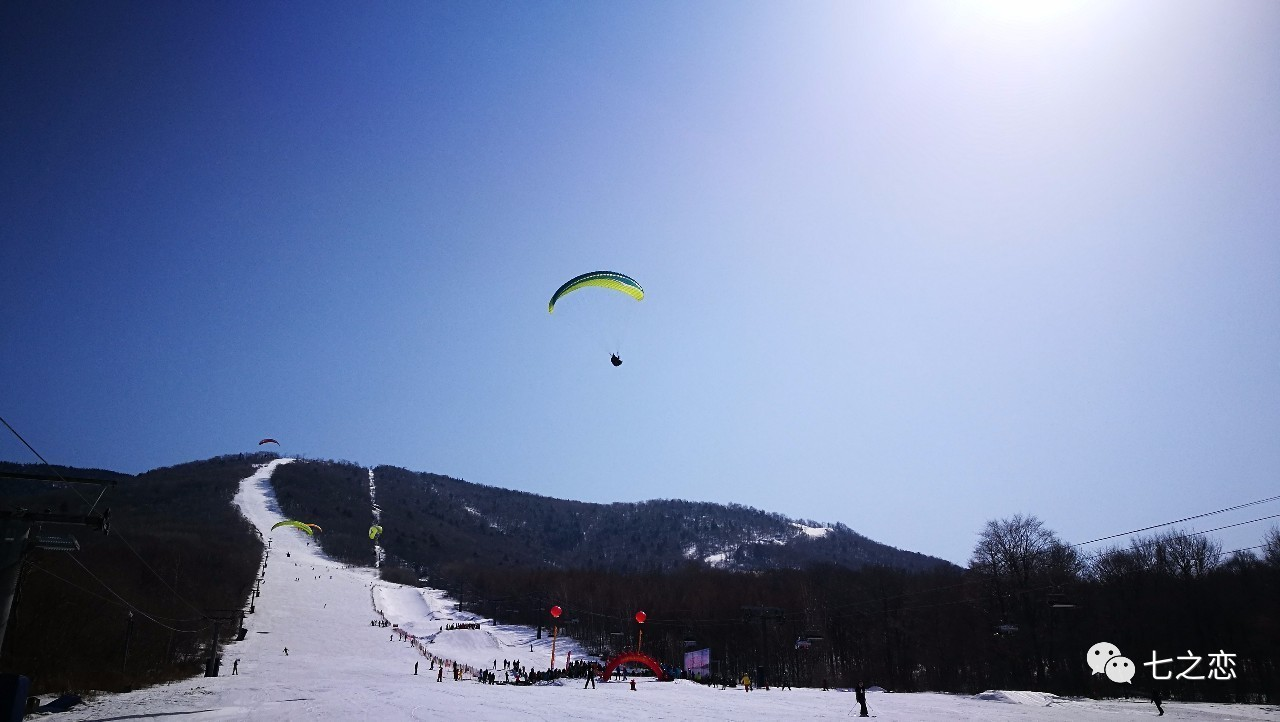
xmin=49 ymin=460 xmax=1278 ymax=721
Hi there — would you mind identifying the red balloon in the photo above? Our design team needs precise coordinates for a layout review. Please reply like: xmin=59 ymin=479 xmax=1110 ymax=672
xmin=635 ymin=611 xmax=647 ymax=624
xmin=550 ymin=605 xmax=562 ymax=618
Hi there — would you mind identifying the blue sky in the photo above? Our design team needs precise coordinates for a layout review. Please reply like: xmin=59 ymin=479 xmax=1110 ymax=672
xmin=3 ymin=0 xmax=1278 ymax=565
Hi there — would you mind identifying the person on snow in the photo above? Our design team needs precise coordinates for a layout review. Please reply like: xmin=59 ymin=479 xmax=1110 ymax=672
xmin=855 ymin=682 xmax=870 ymax=717
xmin=232 ymin=659 xmax=239 ymax=675
xmin=584 ymin=666 xmax=596 ymax=689
xmin=1151 ymin=688 xmax=1165 ymax=716
xmin=740 ymin=673 xmax=751 ymax=692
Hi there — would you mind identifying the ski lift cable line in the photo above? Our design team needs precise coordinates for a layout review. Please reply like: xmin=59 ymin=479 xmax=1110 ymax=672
xmin=61 ymin=552 xmax=214 ymax=633
xmin=827 ymin=500 xmax=1280 ymax=612
xmin=824 ymin=510 xmax=1280 ymax=616
xmin=24 ymin=559 xmax=210 ymax=627
xmin=495 ymin=511 xmax=1280 ymax=631
xmin=1070 ymin=494 xmax=1280 ymax=547
xmin=112 ymin=530 xmax=209 ymax=618
xmin=0 ymin=413 xmax=100 ymax=513
xmin=25 ymin=560 xmax=211 ymax=632
xmin=835 ymin=537 xmax=1273 ymax=621
xmin=1174 ymin=512 xmax=1280 ymax=540
xmin=491 ymin=500 xmax=1280 ymax=626
xmin=1057 ymin=514 xmax=1280 ymax=569
xmin=3 ymin=411 xmax=235 ymax=619
xmin=892 ymin=536 xmax=1278 ymax=615
xmin=1225 ymin=544 xmax=1267 ymax=555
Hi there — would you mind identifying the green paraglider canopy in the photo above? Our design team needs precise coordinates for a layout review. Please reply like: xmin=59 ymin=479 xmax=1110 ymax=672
xmin=271 ymin=520 xmax=315 ymax=536
xmin=548 ymin=271 xmax=644 ymax=313
xmin=369 ymin=524 xmax=383 ymax=540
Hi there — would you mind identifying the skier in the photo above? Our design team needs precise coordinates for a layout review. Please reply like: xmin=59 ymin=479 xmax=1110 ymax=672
xmin=741 ymin=673 xmax=752 ymax=692
xmin=855 ymin=682 xmax=870 ymax=717
xmin=283 ymin=647 xmax=289 ymax=656
xmin=584 ymin=665 xmax=596 ymax=689
xmin=1151 ymin=688 xmax=1165 ymax=716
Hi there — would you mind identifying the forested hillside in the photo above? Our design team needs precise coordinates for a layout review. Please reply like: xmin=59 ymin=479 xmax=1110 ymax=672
xmin=366 ymin=463 xmax=949 ymax=577
xmin=0 ymin=455 xmax=271 ymax=693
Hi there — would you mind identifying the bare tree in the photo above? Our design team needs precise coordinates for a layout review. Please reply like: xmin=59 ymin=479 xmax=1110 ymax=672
xmin=970 ymin=515 xmax=1080 ymax=689
xmin=1263 ymin=525 xmax=1280 ymax=568
xmin=1122 ymin=529 xmax=1222 ymax=579
xmin=1160 ymin=531 xmax=1221 ymax=579
xmin=970 ymin=514 xmax=1080 ymax=587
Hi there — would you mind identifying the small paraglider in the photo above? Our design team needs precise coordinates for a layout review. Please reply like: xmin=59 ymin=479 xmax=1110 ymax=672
xmin=369 ymin=524 xmax=383 ymax=540
xmin=549 ymin=271 xmax=643 ymax=366
xmin=259 ymin=438 xmax=280 ymax=446
xmin=306 ymin=523 xmax=322 ymax=533
xmin=271 ymin=520 xmax=315 ymax=536
xmin=547 ymin=271 xmax=644 ymax=313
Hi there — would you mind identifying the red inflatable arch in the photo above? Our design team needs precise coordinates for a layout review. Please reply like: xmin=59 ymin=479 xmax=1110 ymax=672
xmin=599 ymin=650 xmax=672 ymax=682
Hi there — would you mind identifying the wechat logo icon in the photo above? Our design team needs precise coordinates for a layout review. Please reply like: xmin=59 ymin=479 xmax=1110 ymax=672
xmin=1087 ymin=642 xmax=1134 ymax=683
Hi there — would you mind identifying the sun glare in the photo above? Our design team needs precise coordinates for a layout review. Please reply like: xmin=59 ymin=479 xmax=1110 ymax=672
xmin=956 ymin=0 xmax=1093 ymax=27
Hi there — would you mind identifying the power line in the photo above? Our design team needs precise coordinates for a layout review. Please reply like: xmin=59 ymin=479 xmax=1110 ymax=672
xmin=61 ymin=553 xmax=213 ymax=633
xmin=2 ymin=412 xmax=229 ymax=623
xmin=0 ymin=413 xmax=104 ymax=513
xmin=112 ymin=531 xmax=208 ymax=619
xmin=25 ymin=558 xmax=209 ymax=633
xmin=1070 ymin=494 xmax=1280 ymax=548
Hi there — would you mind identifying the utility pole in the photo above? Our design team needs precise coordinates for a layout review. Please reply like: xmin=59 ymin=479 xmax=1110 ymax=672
xmin=205 ymin=619 xmax=222 ymax=677
xmin=122 ymin=611 xmax=135 ymax=674
xmin=204 ymin=612 xmax=247 ymax=678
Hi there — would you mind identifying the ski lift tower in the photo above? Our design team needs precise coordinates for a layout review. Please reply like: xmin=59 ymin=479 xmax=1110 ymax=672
xmin=0 ymin=470 xmax=114 ymax=652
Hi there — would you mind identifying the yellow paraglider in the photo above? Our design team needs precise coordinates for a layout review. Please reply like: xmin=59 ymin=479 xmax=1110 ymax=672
xmin=369 ymin=524 xmax=383 ymax=540
xmin=271 ymin=520 xmax=315 ymax=536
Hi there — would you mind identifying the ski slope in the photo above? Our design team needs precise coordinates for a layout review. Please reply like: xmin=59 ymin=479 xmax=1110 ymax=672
xmin=51 ymin=461 xmax=1277 ymax=721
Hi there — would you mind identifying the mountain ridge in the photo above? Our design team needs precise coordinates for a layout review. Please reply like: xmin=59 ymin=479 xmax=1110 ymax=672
xmin=267 ymin=458 xmax=955 ymax=577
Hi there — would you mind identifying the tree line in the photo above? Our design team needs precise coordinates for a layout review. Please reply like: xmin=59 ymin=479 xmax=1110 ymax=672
xmin=438 ymin=514 xmax=1278 ymax=702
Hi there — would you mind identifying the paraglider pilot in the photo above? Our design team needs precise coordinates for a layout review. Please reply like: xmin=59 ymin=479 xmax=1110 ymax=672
xmin=610 ymin=354 xmax=622 ymax=367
